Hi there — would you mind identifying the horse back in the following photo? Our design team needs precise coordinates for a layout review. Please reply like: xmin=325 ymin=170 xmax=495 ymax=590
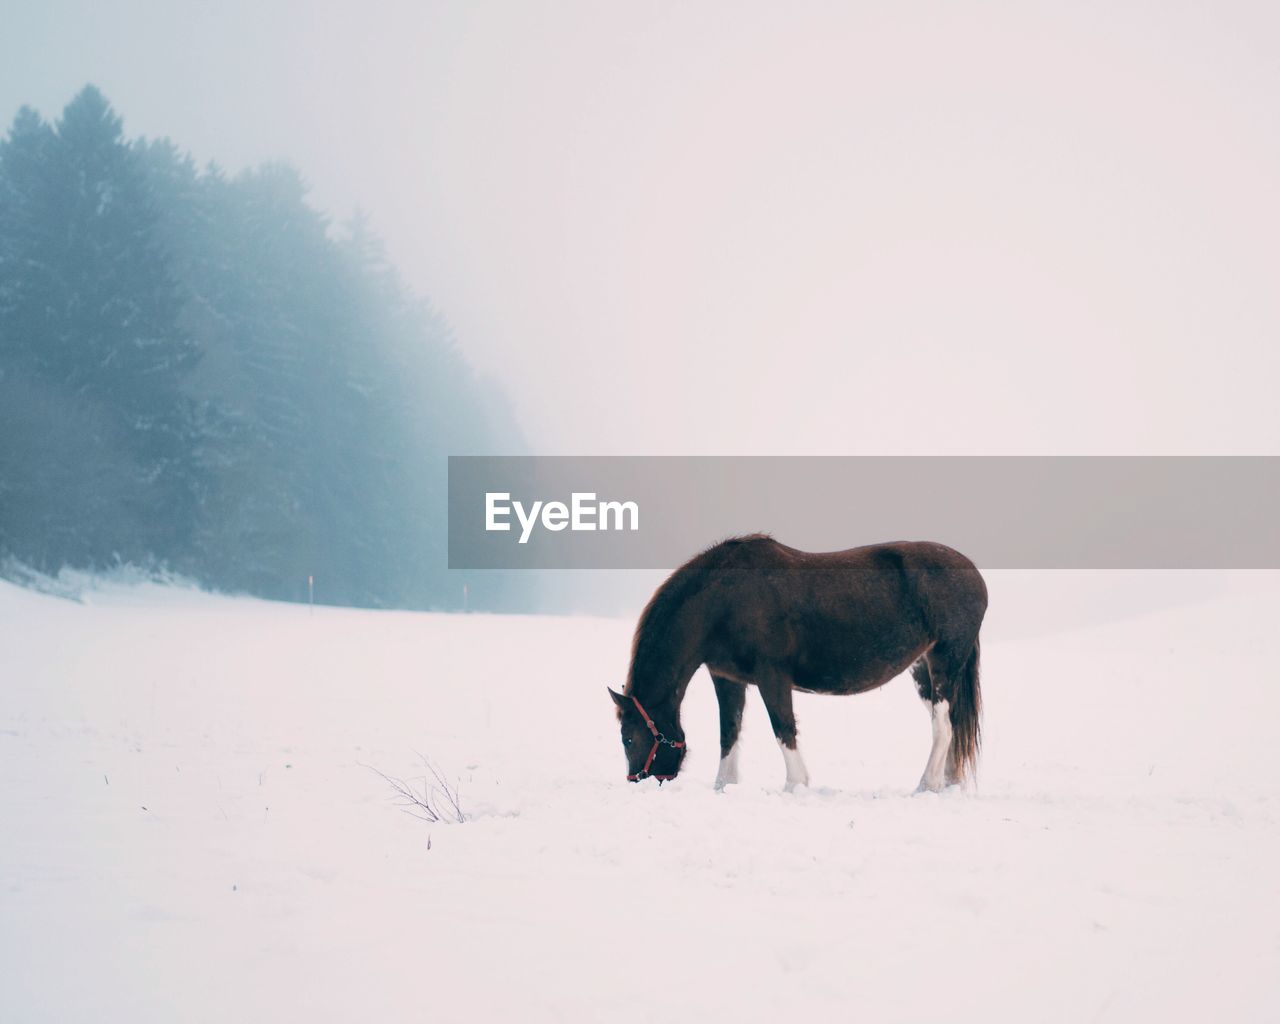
xmin=700 ymin=538 xmax=986 ymax=695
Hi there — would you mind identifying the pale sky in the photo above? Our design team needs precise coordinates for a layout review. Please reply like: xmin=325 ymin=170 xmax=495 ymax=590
xmin=4 ymin=1 xmax=1278 ymax=456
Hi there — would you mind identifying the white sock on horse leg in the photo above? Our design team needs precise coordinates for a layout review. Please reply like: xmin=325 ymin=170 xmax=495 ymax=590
xmin=779 ymin=738 xmax=809 ymax=791
xmin=715 ymin=740 xmax=741 ymax=789
xmin=918 ymin=699 xmax=953 ymax=792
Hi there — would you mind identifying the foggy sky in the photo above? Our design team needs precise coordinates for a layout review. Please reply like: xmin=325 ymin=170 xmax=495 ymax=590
xmin=4 ymin=1 xmax=1278 ymax=456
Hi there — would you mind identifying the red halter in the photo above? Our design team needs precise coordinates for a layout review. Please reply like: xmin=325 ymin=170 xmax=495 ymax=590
xmin=626 ymin=694 xmax=685 ymax=781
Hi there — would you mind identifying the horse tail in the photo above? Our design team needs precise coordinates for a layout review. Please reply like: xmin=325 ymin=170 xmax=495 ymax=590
xmin=949 ymin=637 xmax=982 ymax=783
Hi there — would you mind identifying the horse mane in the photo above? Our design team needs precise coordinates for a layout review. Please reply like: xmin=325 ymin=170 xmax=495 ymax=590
xmin=620 ymin=535 xmax=774 ymax=715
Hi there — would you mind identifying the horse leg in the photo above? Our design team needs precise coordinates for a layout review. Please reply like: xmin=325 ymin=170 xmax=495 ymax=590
xmin=757 ymin=673 xmax=809 ymax=792
xmin=913 ymin=650 xmax=957 ymax=792
xmin=711 ymin=674 xmax=746 ymax=789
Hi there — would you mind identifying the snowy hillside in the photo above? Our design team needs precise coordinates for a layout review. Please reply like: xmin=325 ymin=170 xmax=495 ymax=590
xmin=1 ymin=573 xmax=1277 ymax=1022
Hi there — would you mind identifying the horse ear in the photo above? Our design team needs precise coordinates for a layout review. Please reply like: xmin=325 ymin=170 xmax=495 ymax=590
xmin=607 ymin=687 xmax=629 ymax=708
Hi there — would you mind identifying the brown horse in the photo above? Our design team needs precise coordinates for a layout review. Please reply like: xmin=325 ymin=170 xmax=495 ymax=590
xmin=609 ymin=536 xmax=987 ymax=792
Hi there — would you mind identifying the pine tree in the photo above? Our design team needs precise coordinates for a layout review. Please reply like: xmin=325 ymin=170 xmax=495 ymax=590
xmin=0 ymin=87 xmax=202 ymax=566
xmin=48 ymin=87 xmax=198 ymax=412
xmin=0 ymin=106 xmax=58 ymax=379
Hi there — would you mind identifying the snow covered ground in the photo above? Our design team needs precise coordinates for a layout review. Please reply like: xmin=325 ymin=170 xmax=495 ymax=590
xmin=2 ymin=571 xmax=1278 ymax=1022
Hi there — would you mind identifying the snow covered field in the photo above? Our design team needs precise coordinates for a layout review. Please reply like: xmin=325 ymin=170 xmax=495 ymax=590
xmin=2 ymin=572 xmax=1278 ymax=1023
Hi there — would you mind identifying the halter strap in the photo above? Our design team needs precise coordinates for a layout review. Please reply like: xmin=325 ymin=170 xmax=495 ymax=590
xmin=627 ymin=694 xmax=685 ymax=781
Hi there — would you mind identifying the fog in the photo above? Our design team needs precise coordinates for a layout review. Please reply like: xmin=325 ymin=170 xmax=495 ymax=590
xmin=5 ymin=1 xmax=1277 ymax=458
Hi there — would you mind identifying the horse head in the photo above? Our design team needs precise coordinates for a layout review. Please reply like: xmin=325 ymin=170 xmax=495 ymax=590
xmin=608 ymin=688 xmax=686 ymax=782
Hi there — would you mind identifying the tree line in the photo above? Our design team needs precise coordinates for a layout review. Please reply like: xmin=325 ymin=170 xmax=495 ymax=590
xmin=0 ymin=85 xmax=521 ymax=609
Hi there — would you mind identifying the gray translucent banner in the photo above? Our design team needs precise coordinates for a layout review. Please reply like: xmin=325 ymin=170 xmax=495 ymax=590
xmin=448 ymin=456 xmax=1280 ymax=569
